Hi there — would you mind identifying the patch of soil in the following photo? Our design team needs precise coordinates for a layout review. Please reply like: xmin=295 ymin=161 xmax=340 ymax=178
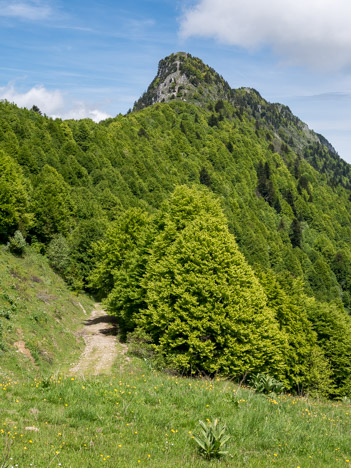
xmin=14 ymin=340 xmax=37 ymax=367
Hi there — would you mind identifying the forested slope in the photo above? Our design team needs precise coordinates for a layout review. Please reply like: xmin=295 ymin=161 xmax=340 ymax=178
xmin=2 ymin=53 xmax=351 ymax=396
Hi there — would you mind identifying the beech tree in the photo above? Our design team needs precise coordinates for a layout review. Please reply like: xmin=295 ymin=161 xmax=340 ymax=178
xmin=307 ymin=299 xmax=351 ymax=397
xmin=137 ymin=186 xmax=286 ymax=377
xmin=259 ymin=271 xmax=333 ymax=394
xmin=89 ymin=208 xmax=154 ymax=336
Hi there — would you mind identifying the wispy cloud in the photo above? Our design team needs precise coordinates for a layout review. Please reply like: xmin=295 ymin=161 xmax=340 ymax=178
xmin=0 ymin=83 xmax=111 ymax=122
xmin=54 ymin=104 xmax=111 ymax=122
xmin=295 ymin=92 xmax=351 ymax=102
xmin=0 ymin=1 xmax=52 ymax=21
xmin=180 ymin=0 xmax=351 ymax=71
xmin=53 ymin=25 xmax=95 ymax=33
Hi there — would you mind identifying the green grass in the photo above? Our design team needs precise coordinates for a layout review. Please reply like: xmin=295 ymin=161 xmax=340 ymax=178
xmin=1 ymin=245 xmax=351 ymax=467
xmin=1 ymin=358 xmax=351 ymax=467
xmin=0 ymin=245 xmax=94 ymax=378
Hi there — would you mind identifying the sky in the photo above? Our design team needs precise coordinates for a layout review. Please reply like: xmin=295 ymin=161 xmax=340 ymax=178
xmin=1 ymin=1 xmax=351 ymax=162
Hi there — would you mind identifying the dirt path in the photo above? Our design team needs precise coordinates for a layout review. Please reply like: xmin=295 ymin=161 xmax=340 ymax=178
xmin=70 ymin=304 xmax=129 ymax=376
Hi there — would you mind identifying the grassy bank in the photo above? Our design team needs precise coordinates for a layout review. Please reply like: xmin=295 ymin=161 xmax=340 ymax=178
xmin=0 ymin=245 xmax=94 ymax=378
xmin=1 ymin=357 xmax=351 ymax=467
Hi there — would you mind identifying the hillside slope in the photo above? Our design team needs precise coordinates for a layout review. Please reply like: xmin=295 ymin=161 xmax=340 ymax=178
xmin=0 ymin=245 xmax=94 ymax=378
xmin=2 ymin=97 xmax=351 ymax=306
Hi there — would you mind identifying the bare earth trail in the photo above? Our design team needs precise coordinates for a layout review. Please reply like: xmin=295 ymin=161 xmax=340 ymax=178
xmin=70 ymin=304 xmax=129 ymax=376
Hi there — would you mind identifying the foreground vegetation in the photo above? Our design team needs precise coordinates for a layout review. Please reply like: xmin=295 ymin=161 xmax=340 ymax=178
xmin=0 ymin=226 xmax=350 ymax=467
xmin=3 ymin=81 xmax=351 ymax=394
xmin=1 ymin=358 xmax=351 ymax=467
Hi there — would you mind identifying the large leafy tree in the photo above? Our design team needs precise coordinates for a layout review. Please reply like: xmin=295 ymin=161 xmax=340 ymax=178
xmin=89 ymin=208 xmax=154 ymax=336
xmin=137 ymin=186 xmax=286 ymax=377
xmin=258 ymin=271 xmax=333 ymax=393
xmin=307 ymin=299 xmax=351 ymax=397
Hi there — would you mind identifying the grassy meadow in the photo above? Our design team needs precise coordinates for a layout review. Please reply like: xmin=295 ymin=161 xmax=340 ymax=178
xmin=1 ymin=358 xmax=351 ymax=467
xmin=1 ymin=246 xmax=351 ymax=467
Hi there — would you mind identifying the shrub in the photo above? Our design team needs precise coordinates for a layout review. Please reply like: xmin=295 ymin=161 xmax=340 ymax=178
xmin=7 ymin=230 xmax=26 ymax=255
xmin=250 ymin=373 xmax=285 ymax=394
xmin=47 ymin=234 xmax=70 ymax=275
xmin=0 ymin=308 xmax=13 ymax=320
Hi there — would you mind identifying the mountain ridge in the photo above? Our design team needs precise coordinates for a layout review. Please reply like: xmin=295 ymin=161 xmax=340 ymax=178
xmin=134 ymin=51 xmax=351 ymax=188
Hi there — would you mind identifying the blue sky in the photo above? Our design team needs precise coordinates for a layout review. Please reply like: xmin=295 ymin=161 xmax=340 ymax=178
xmin=1 ymin=1 xmax=351 ymax=162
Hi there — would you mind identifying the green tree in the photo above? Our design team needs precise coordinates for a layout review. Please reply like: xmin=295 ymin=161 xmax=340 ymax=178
xmin=8 ymin=230 xmax=27 ymax=256
xmin=89 ymin=208 xmax=154 ymax=336
xmin=31 ymin=165 xmax=75 ymax=242
xmin=199 ymin=167 xmax=212 ymax=188
xmin=47 ymin=234 xmax=71 ymax=275
xmin=68 ymin=218 xmax=107 ymax=286
xmin=307 ymin=299 xmax=351 ymax=397
xmin=259 ymin=271 xmax=333 ymax=393
xmin=0 ymin=151 xmax=31 ymax=240
xmin=289 ymin=218 xmax=302 ymax=248
xmin=31 ymin=105 xmax=42 ymax=115
xmin=137 ymin=186 xmax=286 ymax=376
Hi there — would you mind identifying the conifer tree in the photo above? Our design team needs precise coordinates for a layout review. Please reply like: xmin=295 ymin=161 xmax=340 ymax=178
xmin=199 ymin=167 xmax=212 ymax=188
xmin=290 ymin=218 xmax=302 ymax=248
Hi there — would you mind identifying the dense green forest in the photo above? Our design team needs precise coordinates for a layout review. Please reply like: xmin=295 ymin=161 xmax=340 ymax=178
xmin=2 ymin=52 xmax=351 ymax=398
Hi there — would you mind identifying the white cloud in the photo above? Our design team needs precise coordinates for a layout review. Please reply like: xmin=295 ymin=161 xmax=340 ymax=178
xmin=0 ymin=84 xmax=64 ymax=114
xmin=180 ymin=0 xmax=351 ymax=70
xmin=55 ymin=105 xmax=111 ymax=122
xmin=0 ymin=84 xmax=111 ymax=122
xmin=0 ymin=1 xmax=52 ymax=21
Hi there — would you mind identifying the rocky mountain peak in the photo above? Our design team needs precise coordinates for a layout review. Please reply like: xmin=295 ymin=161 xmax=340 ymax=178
xmin=133 ymin=52 xmax=232 ymax=111
xmin=132 ymin=52 xmax=341 ymax=172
